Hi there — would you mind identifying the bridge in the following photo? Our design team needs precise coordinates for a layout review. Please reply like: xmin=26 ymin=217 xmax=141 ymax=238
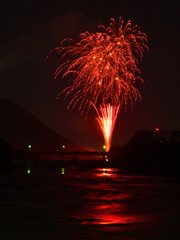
xmin=26 ymin=151 xmax=121 ymax=161
xmin=31 ymin=151 xmax=117 ymax=156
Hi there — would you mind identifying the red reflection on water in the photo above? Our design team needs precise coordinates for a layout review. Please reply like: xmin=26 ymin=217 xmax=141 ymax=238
xmin=81 ymin=202 xmax=139 ymax=225
xmin=96 ymin=168 xmax=113 ymax=177
xmin=88 ymin=192 xmax=132 ymax=201
xmin=89 ymin=215 xmax=137 ymax=225
xmin=79 ymin=168 xmax=140 ymax=225
xmin=69 ymin=169 xmax=143 ymax=226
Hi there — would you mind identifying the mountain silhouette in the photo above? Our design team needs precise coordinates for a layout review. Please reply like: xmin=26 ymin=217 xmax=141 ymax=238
xmin=0 ymin=99 xmax=84 ymax=151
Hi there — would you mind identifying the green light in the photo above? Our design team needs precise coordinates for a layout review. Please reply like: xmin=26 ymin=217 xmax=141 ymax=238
xmin=28 ymin=145 xmax=31 ymax=149
xmin=103 ymin=145 xmax=106 ymax=149
xmin=62 ymin=168 xmax=65 ymax=174
xmin=27 ymin=168 xmax=30 ymax=174
xmin=62 ymin=145 xmax=65 ymax=149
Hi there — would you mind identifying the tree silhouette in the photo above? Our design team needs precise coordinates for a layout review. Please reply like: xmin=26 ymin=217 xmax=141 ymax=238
xmin=0 ymin=138 xmax=13 ymax=173
xmin=121 ymin=130 xmax=155 ymax=174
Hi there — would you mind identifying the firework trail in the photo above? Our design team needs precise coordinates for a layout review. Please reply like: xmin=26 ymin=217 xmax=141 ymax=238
xmin=93 ymin=103 xmax=119 ymax=152
xmin=49 ymin=17 xmax=148 ymax=150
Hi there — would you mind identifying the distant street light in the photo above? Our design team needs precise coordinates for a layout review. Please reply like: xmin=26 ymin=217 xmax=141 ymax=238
xmin=61 ymin=145 xmax=65 ymax=161
xmin=28 ymin=145 xmax=32 ymax=151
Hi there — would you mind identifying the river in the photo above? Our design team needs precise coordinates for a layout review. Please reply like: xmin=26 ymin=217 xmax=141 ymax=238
xmin=0 ymin=168 xmax=180 ymax=239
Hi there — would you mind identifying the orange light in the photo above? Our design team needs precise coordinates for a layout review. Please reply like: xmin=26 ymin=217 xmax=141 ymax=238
xmin=98 ymin=79 xmax=102 ymax=85
xmin=155 ymin=128 xmax=159 ymax=131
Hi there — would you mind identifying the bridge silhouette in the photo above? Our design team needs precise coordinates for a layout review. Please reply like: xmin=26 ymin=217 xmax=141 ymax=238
xmin=27 ymin=151 xmax=121 ymax=161
xmin=31 ymin=151 xmax=116 ymax=156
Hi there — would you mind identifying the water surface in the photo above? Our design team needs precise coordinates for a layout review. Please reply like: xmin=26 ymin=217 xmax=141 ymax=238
xmin=0 ymin=168 xmax=180 ymax=239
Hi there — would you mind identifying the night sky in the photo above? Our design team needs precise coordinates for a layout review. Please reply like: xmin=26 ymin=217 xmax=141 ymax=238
xmin=0 ymin=0 xmax=180 ymax=151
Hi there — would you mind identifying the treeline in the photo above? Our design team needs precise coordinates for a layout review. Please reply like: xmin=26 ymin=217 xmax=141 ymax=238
xmin=1 ymin=129 xmax=180 ymax=177
xmin=0 ymin=138 xmax=13 ymax=174
xmin=110 ymin=129 xmax=180 ymax=177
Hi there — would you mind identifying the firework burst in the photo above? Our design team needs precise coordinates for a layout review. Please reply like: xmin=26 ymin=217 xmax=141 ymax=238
xmin=49 ymin=17 xmax=148 ymax=150
xmin=49 ymin=17 xmax=148 ymax=114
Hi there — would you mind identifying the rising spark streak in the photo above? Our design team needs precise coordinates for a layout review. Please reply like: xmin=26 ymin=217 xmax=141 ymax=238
xmin=93 ymin=104 xmax=119 ymax=152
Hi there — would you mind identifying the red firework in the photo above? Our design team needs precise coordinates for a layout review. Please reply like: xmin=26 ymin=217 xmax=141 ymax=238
xmin=49 ymin=17 xmax=148 ymax=150
xmin=49 ymin=17 xmax=148 ymax=113
xmin=93 ymin=103 xmax=119 ymax=152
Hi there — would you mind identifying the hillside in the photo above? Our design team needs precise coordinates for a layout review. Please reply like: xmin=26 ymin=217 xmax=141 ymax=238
xmin=0 ymin=99 xmax=84 ymax=151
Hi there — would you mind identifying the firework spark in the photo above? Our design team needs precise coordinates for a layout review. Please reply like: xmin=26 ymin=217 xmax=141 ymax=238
xmin=49 ymin=17 xmax=148 ymax=150
xmin=49 ymin=17 xmax=148 ymax=114
xmin=93 ymin=104 xmax=119 ymax=152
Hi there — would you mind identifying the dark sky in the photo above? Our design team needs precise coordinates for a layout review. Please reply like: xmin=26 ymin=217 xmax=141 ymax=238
xmin=0 ymin=0 xmax=180 ymax=150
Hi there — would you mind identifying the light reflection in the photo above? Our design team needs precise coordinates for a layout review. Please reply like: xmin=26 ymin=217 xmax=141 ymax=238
xmin=67 ymin=169 xmax=146 ymax=227
xmin=87 ymin=192 xmax=132 ymax=201
xmin=94 ymin=203 xmax=128 ymax=225
xmin=76 ymin=168 xmax=141 ymax=226
xmin=86 ymin=215 xmax=138 ymax=225
xmin=103 ymin=168 xmax=111 ymax=176
xmin=81 ymin=202 xmax=140 ymax=225
xmin=96 ymin=168 xmax=113 ymax=177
